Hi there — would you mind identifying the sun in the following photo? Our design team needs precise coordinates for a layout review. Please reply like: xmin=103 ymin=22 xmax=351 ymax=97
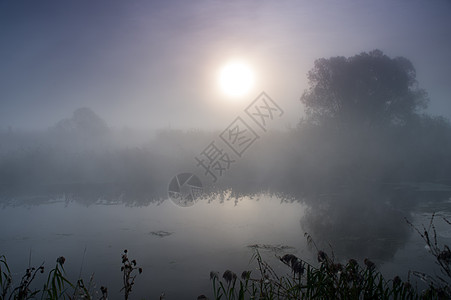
xmin=219 ymin=61 xmax=255 ymax=98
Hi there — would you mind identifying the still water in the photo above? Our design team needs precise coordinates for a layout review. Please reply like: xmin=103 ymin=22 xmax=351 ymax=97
xmin=1 ymin=193 xmax=450 ymax=299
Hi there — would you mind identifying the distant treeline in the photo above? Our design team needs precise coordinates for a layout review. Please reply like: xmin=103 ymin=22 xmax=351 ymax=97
xmin=0 ymin=108 xmax=450 ymax=204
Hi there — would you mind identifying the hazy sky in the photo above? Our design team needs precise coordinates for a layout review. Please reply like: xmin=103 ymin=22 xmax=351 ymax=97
xmin=1 ymin=0 xmax=450 ymax=130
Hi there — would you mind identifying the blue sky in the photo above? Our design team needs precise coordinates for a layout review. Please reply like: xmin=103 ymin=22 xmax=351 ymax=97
xmin=1 ymin=0 xmax=450 ymax=130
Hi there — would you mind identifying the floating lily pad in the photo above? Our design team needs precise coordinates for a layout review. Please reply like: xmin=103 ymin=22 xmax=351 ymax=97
xmin=247 ymin=244 xmax=294 ymax=252
xmin=149 ymin=230 xmax=173 ymax=238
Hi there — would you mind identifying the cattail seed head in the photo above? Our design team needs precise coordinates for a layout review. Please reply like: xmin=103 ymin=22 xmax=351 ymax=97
xmin=292 ymin=261 xmax=304 ymax=275
xmin=364 ymin=258 xmax=375 ymax=270
xmin=348 ymin=259 xmax=358 ymax=267
xmin=241 ymin=270 xmax=251 ymax=280
xmin=317 ymin=251 xmax=327 ymax=263
xmin=57 ymin=256 xmax=66 ymax=265
xmin=393 ymin=276 xmax=401 ymax=286
xmin=222 ymin=270 xmax=236 ymax=284
xmin=210 ymin=271 xmax=218 ymax=280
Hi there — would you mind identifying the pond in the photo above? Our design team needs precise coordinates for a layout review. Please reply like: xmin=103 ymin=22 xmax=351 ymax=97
xmin=1 ymin=192 xmax=450 ymax=299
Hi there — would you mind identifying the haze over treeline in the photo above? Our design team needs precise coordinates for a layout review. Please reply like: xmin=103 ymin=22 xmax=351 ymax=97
xmin=1 ymin=50 xmax=451 ymax=259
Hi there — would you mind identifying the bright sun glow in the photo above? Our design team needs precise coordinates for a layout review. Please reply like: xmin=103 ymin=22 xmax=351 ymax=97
xmin=219 ymin=61 xmax=255 ymax=98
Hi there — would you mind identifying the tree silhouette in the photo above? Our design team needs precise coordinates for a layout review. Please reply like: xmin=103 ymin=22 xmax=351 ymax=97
xmin=301 ymin=50 xmax=429 ymax=127
xmin=53 ymin=107 xmax=109 ymax=136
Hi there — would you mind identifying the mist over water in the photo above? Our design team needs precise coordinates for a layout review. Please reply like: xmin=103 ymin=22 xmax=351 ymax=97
xmin=1 ymin=0 xmax=451 ymax=297
xmin=1 ymin=93 xmax=451 ymax=296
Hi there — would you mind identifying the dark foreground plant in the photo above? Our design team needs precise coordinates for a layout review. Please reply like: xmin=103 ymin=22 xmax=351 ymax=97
xmin=0 ymin=250 xmax=142 ymax=300
xmin=41 ymin=256 xmax=74 ymax=299
xmin=120 ymin=249 xmax=142 ymax=300
xmin=0 ymin=255 xmax=72 ymax=300
xmin=209 ymin=248 xmax=423 ymax=300
xmin=406 ymin=212 xmax=451 ymax=298
xmin=0 ymin=255 xmax=11 ymax=299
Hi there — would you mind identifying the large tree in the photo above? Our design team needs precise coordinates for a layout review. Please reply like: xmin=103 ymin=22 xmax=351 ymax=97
xmin=301 ymin=50 xmax=428 ymax=127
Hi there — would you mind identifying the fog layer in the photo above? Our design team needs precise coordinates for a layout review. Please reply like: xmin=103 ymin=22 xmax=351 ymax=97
xmin=1 ymin=51 xmax=451 ymax=262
